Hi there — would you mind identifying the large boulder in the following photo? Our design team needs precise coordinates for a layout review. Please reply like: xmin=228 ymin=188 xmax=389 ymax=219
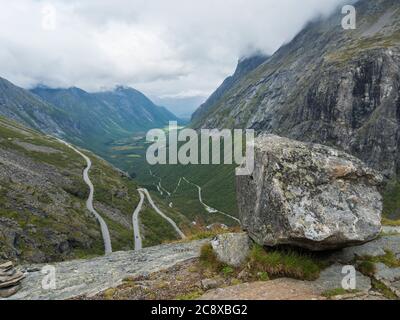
xmin=236 ymin=135 xmax=383 ymax=251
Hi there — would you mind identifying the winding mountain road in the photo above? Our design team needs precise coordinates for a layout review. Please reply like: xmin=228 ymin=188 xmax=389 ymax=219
xmin=182 ymin=178 xmax=240 ymax=224
xmin=131 ymin=188 xmax=186 ymax=250
xmin=132 ymin=190 xmax=145 ymax=250
xmin=140 ymin=188 xmax=186 ymax=240
xmin=58 ymin=139 xmax=113 ymax=254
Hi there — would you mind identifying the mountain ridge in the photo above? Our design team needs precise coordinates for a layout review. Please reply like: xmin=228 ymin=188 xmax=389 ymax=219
xmin=1 ymin=76 xmax=179 ymax=154
xmin=191 ymin=0 xmax=400 ymax=178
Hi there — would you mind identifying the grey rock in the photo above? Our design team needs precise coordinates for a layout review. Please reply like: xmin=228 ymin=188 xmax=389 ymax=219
xmin=330 ymin=235 xmax=400 ymax=263
xmin=237 ymin=135 xmax=383 ymax=251
xmin=0 ymin=262 xmax=13 ymax=272
xmin=192 ymin=0 xmax=400 ymax=179
xmin=0 ymin=271 xmax=25 ymax=289
xmin=374 ymin=263 xmax=400 ymax=297
xmin=5 ymin=240 xmax=207 ymax=300
xmin=382 ymin=226 xmax=400 ymax=234
xmin=375 ymin=263 xmax=400 ymax=283
xmin=237 ymin=269 xmax=250 ymax=280
xmin=313 ymin=264 xmax=371 ymax=293
xmin=0 ymin=285 xmax=21 ymax=298
xmin=201 ymin=278 xmax=223 ymax=291
xmin=211 ymin=233 xmax=251 ymax=267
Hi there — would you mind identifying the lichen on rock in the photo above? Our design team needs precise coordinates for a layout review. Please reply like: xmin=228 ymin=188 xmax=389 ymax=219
xmin=236 ymin=134 xmax=383 ymax=251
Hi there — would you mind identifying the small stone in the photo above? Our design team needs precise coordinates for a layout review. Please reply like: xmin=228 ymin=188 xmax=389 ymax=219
xmin=211 ymin=233 xmax=251 ymax=267
xmin=0 ymin=261 xmax=13 ymax=271
xmin=237 ymin=269 xmax=250 ymax=280
xmin=0 ymin=271 xmax=25 ymax=289
xmin=201 ymin=278 xmax=223 ymax=291
xmin=0 ymin=268 xmax=16 ymax=278
xmin=0 ymin=284 xmax=21 ymax=298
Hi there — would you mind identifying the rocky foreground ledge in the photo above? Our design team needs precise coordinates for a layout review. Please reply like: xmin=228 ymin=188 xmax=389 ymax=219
xmin=4 ymin=240 xmax=207 ymax=300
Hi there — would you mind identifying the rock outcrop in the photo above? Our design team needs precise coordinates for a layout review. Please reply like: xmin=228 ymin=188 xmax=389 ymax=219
xmin=0 ymin=261 xmax=25 ymax=298
xmin=236 ymin=135 xmax=383 ymax=250
xmin=211 ymin=233 xmax=251 ymax=267
xmin=6 ymin=240 xmax=207 ymax=300
xmin=192 ymin=0 xmax=400 ymax=178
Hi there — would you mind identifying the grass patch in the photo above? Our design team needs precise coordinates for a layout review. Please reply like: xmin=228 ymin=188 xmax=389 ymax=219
xmin=140 ymin=207 xmax=181 ymax=247
xmin=322 ymin=288 xmax=359 ymax=299
xmin=382 ymin=179 xmax=400 ymax=220
xmin=247 ymin=245 xmax=323 ymax=281
xmin=175 ymin=290 xmax=203 ymax=300
xmin=371 ymin=279 xmax=398 ymax=300
xmin=382 ymin=217 xmax=400 ymax=227
xmin=360 ymin=250 xmax=400 ymax=268
xmin=199 ymin=243 xmax=323 ymax=282
xmin=357 ymin=260 xmax=376 ymax=277
xmin=221 ymin=266 xmax=235 ymax=277
xmin=199 ymin=243 xmax=225 ymax=271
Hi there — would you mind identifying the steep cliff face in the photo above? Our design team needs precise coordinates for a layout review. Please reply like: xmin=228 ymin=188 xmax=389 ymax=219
xmin=191 ymin=54 xmax=269 ymax=124
xmin=192 ymin=0 xmax=400 ymax=177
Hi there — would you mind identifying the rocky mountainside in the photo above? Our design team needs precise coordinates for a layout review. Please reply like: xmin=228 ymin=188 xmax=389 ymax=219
xmin=0 ymin=116 xmax=143 ymax=263
xmin=191 ymin=54 xmax=269 ymax=123
xmin=1 ymin=76 xmax=179 ymax=154
xmin=93 ymin=86 xmax=179 ymax=131
xmin=0 ymin=77 xmax=73 ymax=137
xmin=192 ymin=0 xmax=400 ymax=178
xmin=32 ymin=86 xmax=179 ymax=144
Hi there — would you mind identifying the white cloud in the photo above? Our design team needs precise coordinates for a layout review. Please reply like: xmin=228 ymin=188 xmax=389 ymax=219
xmin=0 ymin=0 xmax=347 ymax=100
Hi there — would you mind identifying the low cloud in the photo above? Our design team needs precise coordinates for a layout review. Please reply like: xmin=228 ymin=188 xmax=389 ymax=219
xmin=0 ymin=0 xmax=347 ymax=101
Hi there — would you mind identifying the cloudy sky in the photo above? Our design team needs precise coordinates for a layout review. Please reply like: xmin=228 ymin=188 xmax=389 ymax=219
xmin=0 ymin=0 xmax=347 ymax=114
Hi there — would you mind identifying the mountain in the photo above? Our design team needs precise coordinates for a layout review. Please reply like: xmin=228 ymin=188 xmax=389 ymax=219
xmin=0 ymin=116 xmax=189 ymax=263
xmin=152 ymin=95 xmax=206 ymax=121
xmin=0 ymin=116 xmax=139 ymax=262
xmin=192 ymin=0 xmax=400 ymax=178
xmin=0 ymin=77 xmax=179 ymax=155
xmin=191 ymin=53 xmax=269 ymax=123
xmin=93 ymin=86 xmax=179 ymax=131
xmin=0 ymin=77 xmax=73 ymax=137
xmin=31 ymin=85 xmax=179 ymax=149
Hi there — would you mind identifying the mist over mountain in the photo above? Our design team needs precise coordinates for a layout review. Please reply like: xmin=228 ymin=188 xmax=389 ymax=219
xmin=0 ymin=78 xmax=178 ymax=154
xmin=192 ymin=0 xmax=400 ymax=178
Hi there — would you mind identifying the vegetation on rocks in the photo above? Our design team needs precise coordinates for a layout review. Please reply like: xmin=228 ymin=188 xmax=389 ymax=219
xmin=246 ymin=245 xmax=322 ymax=281
xmin=199 ymin=243 xmax=323 ymax=282
xmin=359 ymin=250 xmax=400 ymax=269
xmin=322 ymin=288 xmax=360 ymax=299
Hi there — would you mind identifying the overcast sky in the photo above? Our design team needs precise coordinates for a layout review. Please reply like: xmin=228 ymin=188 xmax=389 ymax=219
xmin=0 ymin=0 xmax=347 ymax=107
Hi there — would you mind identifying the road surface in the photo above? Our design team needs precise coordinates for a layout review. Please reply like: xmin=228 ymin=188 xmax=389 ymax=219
xmin=139 ymin=188 xmax=186 ymax=239
xmin=132 ymin=190 xmax=145 ymax=250
xmin=182 ymin=178 xmax=240 ymax=224
xmin=58 ymin=139 xmax=113 ymax=254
